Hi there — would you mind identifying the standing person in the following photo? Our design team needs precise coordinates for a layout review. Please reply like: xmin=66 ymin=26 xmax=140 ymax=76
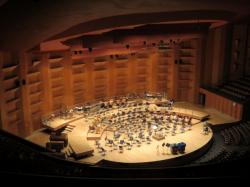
xmin=156 ymin=144 xmax=160 ymax=155
xmin=203 ymin=122 xmax=209 ymax=135
xmin=162 ymin=142 xmax=166 ymax=155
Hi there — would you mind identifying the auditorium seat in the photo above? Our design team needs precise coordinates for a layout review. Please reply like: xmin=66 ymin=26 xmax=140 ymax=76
xmin=216 ymin=76 xmax=250 ymax=102
xmin=230 ymin=127 xmax=241 ymax=145
xmin=238 ymin=124 xmax=250 ymax=145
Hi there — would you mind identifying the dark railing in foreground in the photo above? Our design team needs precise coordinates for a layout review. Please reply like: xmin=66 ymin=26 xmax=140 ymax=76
xmin=0 ymin=128 xmax=250 ymax=180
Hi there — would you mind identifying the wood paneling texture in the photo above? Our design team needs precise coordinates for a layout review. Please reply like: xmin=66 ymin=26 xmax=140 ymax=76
xmin=175 ymin=39 xmax=200 ymax=103
xmin=0 ymin=51 xmax=25 ymax=136
xmin=199 ymin=88 xmax=243 ymax=120
xmin=230 ymin=24 xmax=249 ymax=79
xmin=1 ymin=46 xmax=201 ymax=136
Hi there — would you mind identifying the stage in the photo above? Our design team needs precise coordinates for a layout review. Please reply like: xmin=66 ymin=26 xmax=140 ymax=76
xmin=27 ymin=101 xmax=237 ymax=166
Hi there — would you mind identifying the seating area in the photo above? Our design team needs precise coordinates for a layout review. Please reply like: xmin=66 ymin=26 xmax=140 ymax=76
xmin=191 ymin=121 xmax=250 ymax=165
xmin=220 ymin=121 xmax=250 ymax=145
xmin=203 ymin=148 xmax=250 ymax=164
xmin=218 ymin=76 xmax=250 ymax=102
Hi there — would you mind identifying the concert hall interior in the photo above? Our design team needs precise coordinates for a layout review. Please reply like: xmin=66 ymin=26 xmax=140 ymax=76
xmin=0 ymin=0 xmax=250 ymax=181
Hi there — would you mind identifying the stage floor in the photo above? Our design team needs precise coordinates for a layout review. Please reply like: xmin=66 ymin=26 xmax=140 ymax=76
xmin=26 ymin=102 xmax=237 ymax=165
xmin=174 ymin=102 xmax=238 ymax=125
xmin=86 ymin=122 xmax=212 ymax=164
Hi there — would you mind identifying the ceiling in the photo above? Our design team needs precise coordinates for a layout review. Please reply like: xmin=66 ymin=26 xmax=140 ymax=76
xmin=0 ymin=0 xmax=249 ymax=51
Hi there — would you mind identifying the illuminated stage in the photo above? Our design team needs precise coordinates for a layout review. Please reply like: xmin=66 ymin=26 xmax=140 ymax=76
xmin=27 ymin=96 xmax=218 ymax=166
xmin=75 ymin=119 xmax=212 ymax=165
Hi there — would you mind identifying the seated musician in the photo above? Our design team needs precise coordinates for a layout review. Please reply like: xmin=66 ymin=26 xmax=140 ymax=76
xmin=89 ymin=124 xmax=96 ymax=132
xmin=118 ymin=145 xmax=124 ymax=153
xmin=203 ymin=122 xmax=210 ymax=135
xmin=120 ymin=140 xmax=125 ymax=145
xmin=187 ymin=117 xmax=192 ymax=130
xmin=172 ymin=112 xmax=177 ymax=122
xmin=188 ymin=116 xmax=192 ymax=124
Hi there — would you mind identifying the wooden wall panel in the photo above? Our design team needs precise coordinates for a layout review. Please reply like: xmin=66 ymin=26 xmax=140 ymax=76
xmin=0 ymin=51 xmax=25 ymax=136
xmin=1 ymin=46 xmax=202 ymax=136
xmin=245 ymin=25 xmax=250 ymax=75
xmin=63 ymin=51 xmax=74 ymax=106
xmin=174 ymin=39 xmax=200 ymax=103
xmin=113 ymin=56 xmax=129 ymax=96
xmin=85 ymin=58 xmax=94 ymax=102
xmin=156 ymin=48 xmax=174 ymax=97
xmin=202 ymin=25 xmax=231 ymax=87
xmin=127 ymin=54 xmax=136 ymax=93
xmin=230 ymin=24 xmax=248 ymax=79
xmin=200 ymin=88 xmax=243 ymax=120
xmin=107 ymin=58 xmax=115 ymax=97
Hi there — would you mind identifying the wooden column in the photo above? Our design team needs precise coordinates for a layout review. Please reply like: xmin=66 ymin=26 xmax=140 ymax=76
xmin=108 ymin=57 xmax=115 ymax=98
xmin=193 ymin=39 xmax=201 ymax=103
xmin=63 ymin=51 xmax=74 ymax=106
xmin=0 ymin=51 xmax=6 ymax=130
xmin=85 ymin=58 xmax=94 ymax=101
xmin=148 ymin=52 xmax=157 ymax=92
xmin=172 ymin=46 xmax=179 ymax=100
xmin=19 ymin=53 xmax=32 ymax=136
xmin=127 ymin=55 xmax=136 ymax=93
xmin=40 ymin=53 xmax=52 ymax=115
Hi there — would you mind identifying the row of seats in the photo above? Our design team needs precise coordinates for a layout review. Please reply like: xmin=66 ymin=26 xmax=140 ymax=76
xmin=197 ymin=121 xmax=250 ymax=164
xmin=201 ymin=148 xmax=248 ymax=164
xmin=203 ymin=149 xmax=228 ymax=164
xmin=220 ymin=87 xmax=247 ymax=100
xmin=218 ymin=76 xmax=250 ymax=102
xmin=224 ymin=85 xmax=250 ymax=96
xmin=220 ymin=122 xmax=250 ymax=145
xmin=231 ymin=82 xmax=250 ymax=93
